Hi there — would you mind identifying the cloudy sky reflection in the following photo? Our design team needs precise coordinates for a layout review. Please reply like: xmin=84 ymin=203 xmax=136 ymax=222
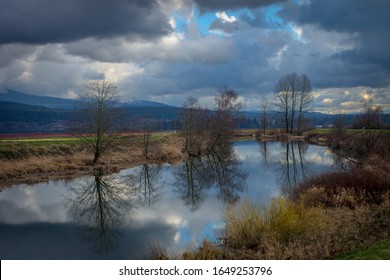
xmin=0 ymin=140 xmax=337 ymax=259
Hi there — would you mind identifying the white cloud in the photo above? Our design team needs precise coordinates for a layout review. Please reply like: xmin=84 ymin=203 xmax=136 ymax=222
xmin=169 ymin=17 xmax=177 ymax=29
xmin=322 ymin=98 xmax=333 ymax=104
xmin=290 ymin=23 xmax=305 ymax=42
xmin=216 ymin=11 xmax=237 ymax=23
xmin=268 ymin=45 xmax=288 ymax=70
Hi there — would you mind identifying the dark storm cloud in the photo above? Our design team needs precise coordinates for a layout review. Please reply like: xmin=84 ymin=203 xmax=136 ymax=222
xmin=82 ymin=69 xmax=105 ymax=80
xmin=0 ymin=0 xmax=171 ymax=44
xmin=209 ymin=19 xmax=239 ymax=34
xmin=290 ymin=0 xmax=390 ymax=87
xmin=193 ymin=0 xmax=288 ymax=12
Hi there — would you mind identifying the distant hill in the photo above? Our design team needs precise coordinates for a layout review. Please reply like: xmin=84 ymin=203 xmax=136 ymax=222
xmin=122 ymin=100 xmax=175 ymax=108
xmin=0 ymin=90 xmax=76 ymax=109
xmin=0 ymin=100 xmax=46 ymax=111
xmin=0 ymin=90 xmax=179 ymax=133
xmin=0 ymin=101 xmax=71 ymax=133
xmin=0 ymin=90 xmax=175 ymax=110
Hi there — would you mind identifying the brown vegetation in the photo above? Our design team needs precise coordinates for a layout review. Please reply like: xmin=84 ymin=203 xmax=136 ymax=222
xmin=0 ymin=133 xmax=185 ymax=188
xmin=150 ymin=132 xmax=390 ymax=260
xmin=180 ymin=192 xmax=389 ymax=260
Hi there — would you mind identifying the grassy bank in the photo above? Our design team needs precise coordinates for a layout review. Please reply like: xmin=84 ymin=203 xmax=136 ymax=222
xmin=337 ymin=239 xmax=390 ymax=260
xmin=0 ymin=132 xmax=184 ymax=187
xmin=307 ymin=128 xmax=390 ymax=135
xmin=0 ymin=130 xmax=258 ymax=187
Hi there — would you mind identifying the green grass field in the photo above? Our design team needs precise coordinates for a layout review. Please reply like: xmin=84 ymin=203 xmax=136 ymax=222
xmin=0 ymin=137 xmax=84 ymax=145
xmin=307 ymin=128 xmax=390 ymax=135
xmin=0 ymin=131 xmax=172 ymax=145
xmin=337 ymin=239 xmax=390 ymax=260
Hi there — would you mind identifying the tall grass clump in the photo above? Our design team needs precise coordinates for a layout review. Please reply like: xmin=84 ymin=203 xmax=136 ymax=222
xmin=223 ymin=198 xmax=327 ymax=250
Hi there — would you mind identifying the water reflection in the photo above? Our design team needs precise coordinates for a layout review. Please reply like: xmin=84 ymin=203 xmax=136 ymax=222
xmin=173 ymin=145 xmax=248 ymax=211
xmin=326 ymin=147 xmax=357 ymax=170
xmin=66 ymin=174 xmax=133 ymax=254
xmin=280 ymin=142 xmax=310 ymax=193
xmin=0 ymin=140 xmax=339 ymax=259
xmin=122 ymin=164 xmax=164 ymax=207
xmin=259 ymin=141 xmax=316 ymax=193
xmin=259 ymin=141 xmax=269 ymax=165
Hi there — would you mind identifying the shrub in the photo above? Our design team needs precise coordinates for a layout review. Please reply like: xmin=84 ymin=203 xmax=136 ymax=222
xmin=292 ymin=169 xmax=390 ymax=208
xmin=223 ymin=198 xmax=327 ymax=249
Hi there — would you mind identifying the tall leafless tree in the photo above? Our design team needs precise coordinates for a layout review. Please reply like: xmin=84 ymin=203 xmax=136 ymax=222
xmin=297 ymin=74 xmax=313 ymax=134
xmin=180 ymin=96 xmax=208 ymax=156
xmin=71 ymin=80 xmax=124 ymax=163
xmin=260 ymin=96 xmax=270 ymax=135
xmin=274 ymin=75 xmax=293 ymax=133
xmin=133 ymin=116 xmax=158 ymax=159
xmin=274 ymin=73 xmax=313 ymax=134
xmin=356 ymin=99 xmax=384 ymax=154
xmin=180 ymin=87 xmax=243 ymax=156
xmin=206 ymin=86 xmax=244 ymax=152
xmin=333 ymin=114 xmax=346 ymax=136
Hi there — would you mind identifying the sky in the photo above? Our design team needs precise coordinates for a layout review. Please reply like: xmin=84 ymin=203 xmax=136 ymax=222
xmin=0 ymin=0 xmax=389 ymax=113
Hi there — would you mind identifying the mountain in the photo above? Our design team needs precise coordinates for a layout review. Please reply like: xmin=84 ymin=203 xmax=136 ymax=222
xmin=0 ymin=91 xmax=178 ymax=133
xmin=0 ymin=100 xmax=46 ymax=111
xmin=0 ymin=101 xmax=71 ymax=133
xmin=122 ymin=100 xmax=175 ymax=108
xmin=0 ymin=90 xmax=175 ymax=110
xmin=0 ymin=90 xmax=76 ymax=109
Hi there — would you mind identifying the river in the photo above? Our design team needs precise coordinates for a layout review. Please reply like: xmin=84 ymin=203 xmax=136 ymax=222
xmin=0 ymin=140 xmax=339 ymax=259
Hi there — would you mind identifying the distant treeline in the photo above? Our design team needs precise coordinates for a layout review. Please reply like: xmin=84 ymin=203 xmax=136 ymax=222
xmin=0 ymin=100 xmax=389 ymax=134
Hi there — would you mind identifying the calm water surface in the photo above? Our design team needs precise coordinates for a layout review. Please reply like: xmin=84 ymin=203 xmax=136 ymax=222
xmin=0 ymin=141 xmax=338 ymax=259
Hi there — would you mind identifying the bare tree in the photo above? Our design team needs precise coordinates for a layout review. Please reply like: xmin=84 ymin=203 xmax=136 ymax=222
xmin=357 ymin=99 xmax=384 ymax=154
xmin=71 ymin=80 xmax=124 ymax=163
xmin=206 ymin=86 xmax=244 ymax=152
xmin=133 ymin=116 xmax=158 ymax=159
xmin=297 ymin=74 xmax=313 ymax=134
xmin=274 ymin=74 xmax=293 ymax=133
xmin=333 ymin=114 xmax=346 ymax=136
xmin=180 ymin=87 xmax=243 ymax=156
xmin=274 ymin=73 xmax=312 ymax=134
xmin=260 ymin=96 xmax=270 ymax=135
xmin=180 ymin=96 xmax=206 ymax=156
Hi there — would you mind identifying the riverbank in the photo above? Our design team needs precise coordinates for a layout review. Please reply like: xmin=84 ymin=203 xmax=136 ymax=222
xmin=150 ymin=130 xmax=390 ymax=260
xmin=0 ymin=129 xmax=265 ymax=187
xmin=0 ymin=133 xmax=186 ymax=188
xmin=176 ymin=161 xmax=390 ymax=260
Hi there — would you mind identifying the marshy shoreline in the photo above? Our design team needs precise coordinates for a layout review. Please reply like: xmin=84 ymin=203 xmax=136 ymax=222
xmin=0 ymin=133 xmax=187 ymax=188
xmin=0 ymin=129 xmax=263 ymax=187
xmin=1 ymin=129 xmax=389 ymax=260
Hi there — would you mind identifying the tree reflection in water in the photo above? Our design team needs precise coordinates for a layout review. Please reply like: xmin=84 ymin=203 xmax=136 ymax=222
xmin=173 ymin=144 xmax=248 ymax=211
xmin=270 ymin=141 xmax=311 ymax=194
xmin=271 ymin=140 xmax=352 ymax=195
xmin=66 ymin=174 xmax=133 ymax=254
xmin=122 ymin=164 xmax=164 ymax=207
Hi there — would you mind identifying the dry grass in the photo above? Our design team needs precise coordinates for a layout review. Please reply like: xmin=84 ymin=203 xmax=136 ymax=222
xmin=182 ymin=196 xmax=390 ymax=260
xmin=223 ymin=198 xmax=328 ymax=249
xmin=0 ymin=133 xmax=186 ymax=187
